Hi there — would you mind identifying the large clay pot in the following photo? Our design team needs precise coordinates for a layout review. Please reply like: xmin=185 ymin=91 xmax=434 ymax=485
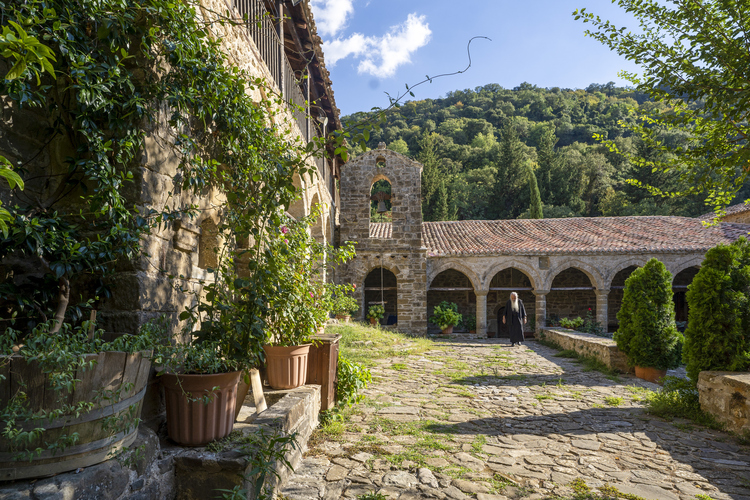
xmin=234 ymin=372 xmax=251 ymax=420
xmin=335 ymin=315 xmax=351 ymax=323
xmin=369 ymin=317 xmax=378 ymax=325
xmin=441 ymin=325 xmax=454 ymax=335
xmin=635 ymin=366 xmax=667 ymax=384
xmin=162 ymin=371 xmax=241 ymax=446
xmin=0 ymin=351 xmax=151 ymax=481
xmin=263 ymin=344 xmax=311 ymax=390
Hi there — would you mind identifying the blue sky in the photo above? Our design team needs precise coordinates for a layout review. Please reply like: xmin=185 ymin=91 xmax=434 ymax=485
xmin=309 ymin=0 xmax=644 ymax=116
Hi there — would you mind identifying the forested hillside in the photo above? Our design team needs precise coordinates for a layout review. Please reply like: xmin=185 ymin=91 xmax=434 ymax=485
xmin=343 ymin=83 xmax=747 ymax=221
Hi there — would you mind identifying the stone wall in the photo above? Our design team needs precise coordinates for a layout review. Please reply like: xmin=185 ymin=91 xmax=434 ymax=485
xmin=698 ymin=371 xmax=750 ymax=435
xmin=540 ymin=327 xmax=631 ymax=373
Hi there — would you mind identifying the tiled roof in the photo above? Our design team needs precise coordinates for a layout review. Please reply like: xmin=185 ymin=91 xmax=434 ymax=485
xmin=370 ymin=222 xmax=392 ymax=239
xmin=699 ymin=202 xmax=750 ymax=221
xmin=370 ymin=217 xmax=750 ymax=256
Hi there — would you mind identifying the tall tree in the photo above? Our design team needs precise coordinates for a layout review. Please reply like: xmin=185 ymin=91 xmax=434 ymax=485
xmin=493 ymin=122 xmax=529 ymax=219
xmin=536 ymin=127 xmax=557 ymax=203
xmin=416 ymin=133 xmax=441 ymax=221
xmin=433 ymin=180 xmax=455 ymax=221
xmin=576 ymin=0 xmax=750 ymax=217
xmin=527 ymin=162 xmax=543 ymax=219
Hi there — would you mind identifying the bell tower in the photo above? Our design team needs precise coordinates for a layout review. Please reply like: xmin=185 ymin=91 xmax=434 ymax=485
xmin=336 ymin=143 xmax=427 ymax=334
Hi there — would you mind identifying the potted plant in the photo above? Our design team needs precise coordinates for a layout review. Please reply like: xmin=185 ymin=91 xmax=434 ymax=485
xmin=614 ymin=258 xmax=682 ymax=383
xmin=367 ymin=304 xmax=385 ymax=326
xmin=430 ymin=301 xmax=462 ymax=335
xmin=262 ymin=209 xmax=355 ymax=390
xmin=329 ymin=287 xmax=358 ymax=322
xmin=464 ymin=314 xmax=477 ymax=334
xmin=156 ymin=339 xmax=242 ymax=446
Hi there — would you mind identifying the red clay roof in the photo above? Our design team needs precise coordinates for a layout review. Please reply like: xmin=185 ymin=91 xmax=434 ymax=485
xmin=699 ymin=202 xmax=750 ymax=221
xmin=370 ymin=217 xmax=750 ymax=256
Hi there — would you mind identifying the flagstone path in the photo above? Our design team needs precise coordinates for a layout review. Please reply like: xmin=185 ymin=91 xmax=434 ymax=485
xmin=279 ymin=338 xmax=750 ymax=500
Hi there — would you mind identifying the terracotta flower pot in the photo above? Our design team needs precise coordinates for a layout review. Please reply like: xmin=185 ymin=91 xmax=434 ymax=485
xmin=441 ymin=325 xmax=454 ymax=335
xmin=263 ymin=344 xmax=311 ymax=390
xmin=335 ymin=315 xmax=351 ymax=323
xmin=162 ymin=371 xmax=241 ymax=446
xmin=369 ymin=317 xmax=378 ymax=325
xmin=234 ymin=372 xmax=251 ymax=420
xmin=635 ymin=366 xmax=667 ymax=384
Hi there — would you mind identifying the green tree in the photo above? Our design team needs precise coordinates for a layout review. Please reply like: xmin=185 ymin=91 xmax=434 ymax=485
xmin=433 ymin=180 xmax=456 ymax=221
xmin=536 ymin=127 xmax=557 ymax=203
xmin=683 ymin=238 xmax=750 ymax=382
xmin=388 ymin=138 xmax=410 ymax=156
xmin=575 ymin=0 xmax=750 ymax=216
xmin=417 ymin=133 xmax=441 ymax=221
xmin=492 ymin=122 xmax=529 ymax=219
xmin=614 ymin=258 xmax=682 ymax=371
xmin=527 ymin=162 xmax=543 ymax=219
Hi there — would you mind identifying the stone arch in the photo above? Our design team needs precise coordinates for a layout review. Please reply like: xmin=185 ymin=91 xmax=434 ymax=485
xmin=670 ymin=256 xmax=703 ymax=281
xmin=198 ymin=216 xmax=219 ymax=270
xmin=324 ymin=214 xmax=331 ymax=245
xmin=288 ymin=173 xmax=307 ymax=221
xmin=546 ymin=265 xmax=599 ymax=323
xmin=428 ymin=267 xmax=478 ymax=334
xmin=363 ymin=265 xmax=400 ymax=326
xmin=605 ymin=257 xmax=648 ymax=287
xmin=309 ymin=193 xmax=324 ymax=243
xmin=672 ymin=263 xmax=701 ymax=326
xmin=544 ymin=260 xmax=606 ymax=291
xmin=482 ymin=261 xmax=539 ymax=291
xmin=370 ymin=173 xmax=393 ymax=187
xmin=428 ymin=260 xmax=481 ymax=291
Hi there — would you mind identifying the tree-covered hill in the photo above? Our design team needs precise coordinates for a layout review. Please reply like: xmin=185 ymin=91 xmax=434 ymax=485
xmin=343 ymin=83 xmax=747 ymax=222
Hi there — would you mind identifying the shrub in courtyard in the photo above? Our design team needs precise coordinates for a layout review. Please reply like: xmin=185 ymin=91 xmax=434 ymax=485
xmin=559 ymin=317 xmax=585 ymax=330
xmin=429 ymin=301 xmax=462 ymax=330
xmin=335 ymin=356 xmax=372 ymax=407
xmin=614 ymin=258 xmax=682 ymax=370
xmin=683 ymin=238 xmax=750 ymax=381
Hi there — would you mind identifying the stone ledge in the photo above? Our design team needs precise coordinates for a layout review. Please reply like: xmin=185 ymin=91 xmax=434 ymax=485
xmin=698 ymin=371 xmax=750 ymax=434
xmin=540 ymin=327 xmax=631 ymax=373
xmin=0 ymin=384 xmax=321 ymax=500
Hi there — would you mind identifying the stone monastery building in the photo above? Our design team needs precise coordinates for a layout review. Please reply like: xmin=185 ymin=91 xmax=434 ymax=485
xmin=336 ymin=143 xmax=750 ymax=337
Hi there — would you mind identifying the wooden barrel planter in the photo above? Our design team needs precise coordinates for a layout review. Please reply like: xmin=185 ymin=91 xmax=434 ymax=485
xmin=0 ymin=350 xmax=151 ymax=481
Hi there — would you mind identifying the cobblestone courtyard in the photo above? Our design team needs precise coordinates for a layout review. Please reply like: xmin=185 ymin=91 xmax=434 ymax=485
xmin=280 ymin=334 xmax=750 ymax=500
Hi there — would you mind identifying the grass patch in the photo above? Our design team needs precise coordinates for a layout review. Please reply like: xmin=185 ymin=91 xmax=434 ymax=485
xmin=553 ymin=349 xmax=580 ymax=358
xmin=391 ymin=363 xmax=407 ymax=371
xmin=604 ymin=396 xmax=624 ymax=406
xmin=329 ymin=322 xmax=439 ymax=367
xmin=535 ymin=394 xmax=554 ymax=401
xmin=471 ymin=434 xmax=487 ymax=454
xmin=645 ymin=376 xmax=723 ymax=429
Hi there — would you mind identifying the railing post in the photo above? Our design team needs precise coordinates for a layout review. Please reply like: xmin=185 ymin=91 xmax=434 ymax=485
xmin=276 ymin=0 xmax=285 ymax=99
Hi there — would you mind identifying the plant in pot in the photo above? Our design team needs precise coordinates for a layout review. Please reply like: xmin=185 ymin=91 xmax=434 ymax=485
xmin=614 ymin=258 xmax=682 ymax=383
xmin=262 ymin=209 xmax=355 ymax=390
xmin=367 ymin=304 xmax=385 ymax=326
xmin=430 ymin=301 xmax=462 ymax=335
xmin=463 ymin=314 xmax=477 ymax=333
xmin=329 ymin=287 xmax=358 ymax=323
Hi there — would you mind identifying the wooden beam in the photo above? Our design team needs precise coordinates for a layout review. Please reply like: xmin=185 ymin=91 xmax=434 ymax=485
xmin=429 ymin=287 xmax=474 ymax=291
xmin=489 ymin=287 xmax=533 ymax=291
xmin=364 ymin=287 xmax=398 ymax=291
xmin=550 ymin=287 xmax=595 ymax=291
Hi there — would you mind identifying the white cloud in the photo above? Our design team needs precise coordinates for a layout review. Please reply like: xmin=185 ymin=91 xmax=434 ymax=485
xmin=321 ymin=13 xmax=431 ymax=79
xmin=357 ymin=14 xmax=431 ymax=78
xmin=310 ymin=0 xmax=356 ymax=37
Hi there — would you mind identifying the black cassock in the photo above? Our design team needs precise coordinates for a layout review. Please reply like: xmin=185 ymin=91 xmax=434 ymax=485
xmin=503 ymin=299 xmax=527 ymax=343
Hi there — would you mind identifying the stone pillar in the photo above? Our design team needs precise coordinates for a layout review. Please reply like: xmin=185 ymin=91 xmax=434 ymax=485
xmin=475 ymin=290 xmax=488 ymax=338
xmin=533 ymin=290 xmax=549 ymax=335
xmin=596 ymin=288 xmax=610 ymax=333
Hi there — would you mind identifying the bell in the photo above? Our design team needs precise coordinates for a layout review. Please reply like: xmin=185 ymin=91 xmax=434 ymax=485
xmin=377 ymin=200 xmax=388 ymax=213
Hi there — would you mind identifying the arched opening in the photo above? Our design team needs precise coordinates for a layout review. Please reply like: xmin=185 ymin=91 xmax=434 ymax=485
xmin=546 ymin=268 xmax=596 ymax=325
xmin=673 ymin=267 xmax=699 ymax=330
xmin=370 ymin=179 xmax=392 ymax=224
xmin=488 ymin=268 xmax=534 ymax=338
xmin=364 ymin=267 xmax=397 ymax=326
xmin=608 ymin=266 xmax=639 ymax=332
xmin=427 ymin=269 xmax=475 ymax=334
xmin=309 ymin=193 xmax=324 ymax=243
xmin=288 ymin=173 xmax=306 ymax=221
xmin=198 ymin=218 xmax=219 ymax=270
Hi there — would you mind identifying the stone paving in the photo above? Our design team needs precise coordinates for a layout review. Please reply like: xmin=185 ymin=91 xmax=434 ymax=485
xmin=279 ymin=337 xmax=750 ymax=500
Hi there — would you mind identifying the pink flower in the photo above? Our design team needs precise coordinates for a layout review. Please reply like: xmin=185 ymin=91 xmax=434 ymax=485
xmin=588 ymin=308 xmax=592 ymax=311
xmin=284 ymin=239 xmax=288 ymax=244
xmin=280 ymin=225 xmax=289 ymax=234
xmin=352 ymin=284 xmax=357 ymax=289
xmin=309 ymin=291 xmax=314 ymax=298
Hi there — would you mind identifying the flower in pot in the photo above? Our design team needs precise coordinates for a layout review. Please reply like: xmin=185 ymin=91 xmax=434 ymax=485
xmin=262 ymin=210 xmax=355 ymax=390
xmin=430 ymin=301 xmax=462 ymax=335
xmin=614 ymin=258 xmax=682 ymax=383
xmin=367 ymin=304 xmax=385 ymax=326
xmin=155 ymin=339 xmax=242 ymax=447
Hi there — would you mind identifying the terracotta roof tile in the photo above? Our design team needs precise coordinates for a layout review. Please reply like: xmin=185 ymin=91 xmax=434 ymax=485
xmin=699 ymin=202 xmax=750 ymax=221
xmin=371 ymin=217 xmax=750 ymax=256
xmin=369 ymin=222 xmax=392 ymax=239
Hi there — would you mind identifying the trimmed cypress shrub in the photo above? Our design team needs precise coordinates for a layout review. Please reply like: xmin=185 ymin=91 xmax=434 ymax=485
xmin=683 ymin=237 xmax=750 ymax=381
xmin=614 ymin=258 xmax=682 ymax=370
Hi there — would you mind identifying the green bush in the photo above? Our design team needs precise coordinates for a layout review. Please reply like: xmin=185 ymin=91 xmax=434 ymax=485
xmin=429 ymin=301 xmax=462 ymax=330
xmin=645 ymin=376 xmax=721 ymax=428
xmin=683 ymin=237 xmax=750 ymax=381
xmin=367 ymin=304 xmax=385 ymax=320
xmin=336 ymin=356 xmax=371 ymax=407
xmin=559 ymin=317 xmax=585 ymax=330
xmin=614 ymin=258 xmax=682 ymax=370
xmin=463 ymin=314 xmax=476 ymax=331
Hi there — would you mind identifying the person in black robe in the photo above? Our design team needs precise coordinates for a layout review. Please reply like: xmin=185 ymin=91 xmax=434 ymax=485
xmin=502 ymin=292 xmax=527 ymax=346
